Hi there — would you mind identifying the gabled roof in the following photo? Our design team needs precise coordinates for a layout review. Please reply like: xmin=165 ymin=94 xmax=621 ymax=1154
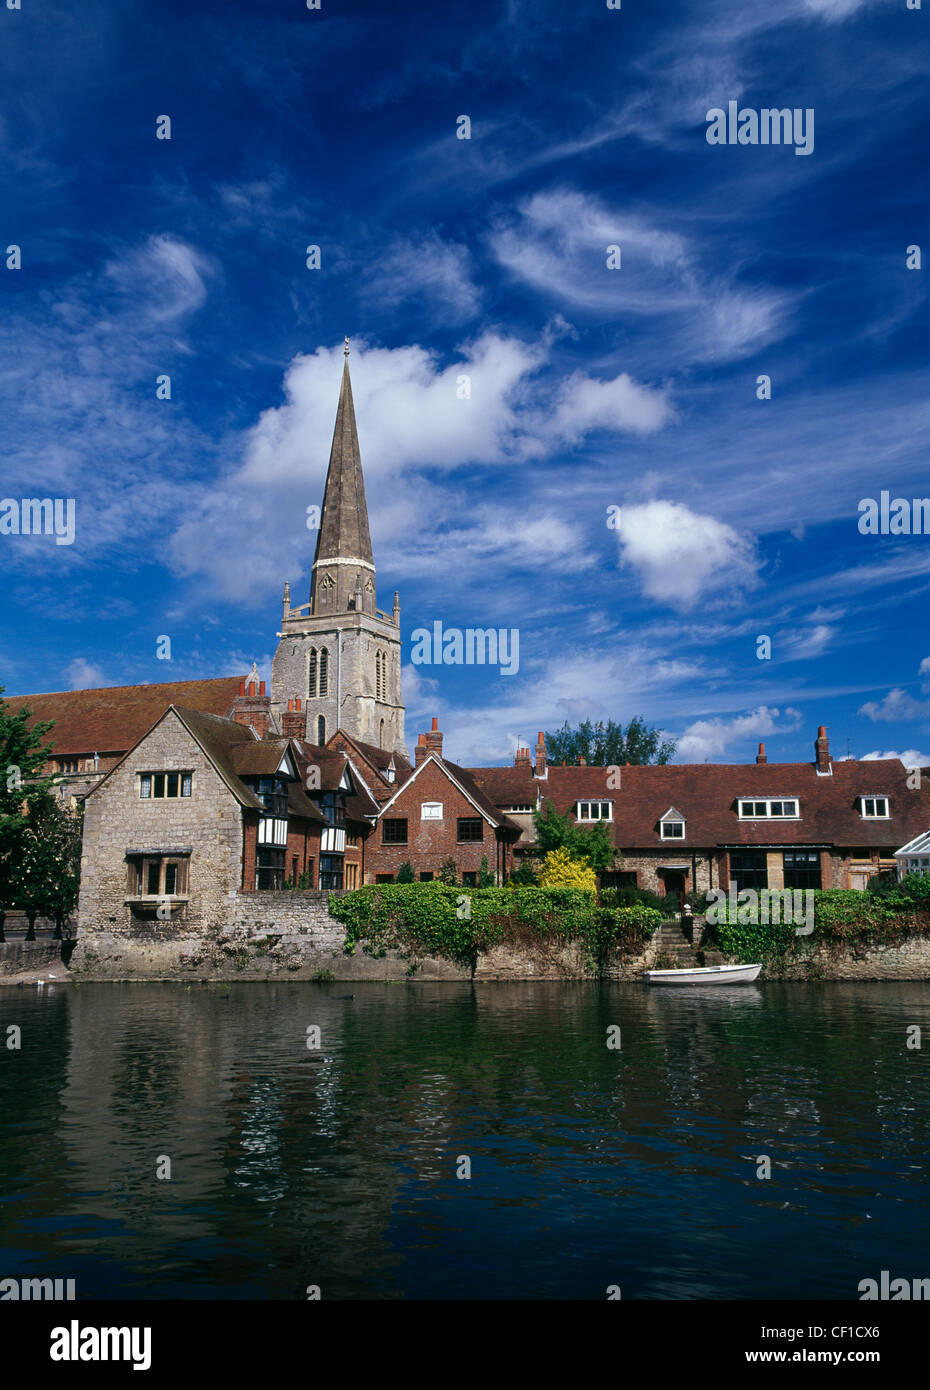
xmin=325 ymin=729 xmax=411 ymax=800
xmin=3 ymin=676 xmax=245 ymax=757
xmin=231 ymin=741 xmax=298 ymax=779
xmin=377 ymin=753 xmax=521 ymax=834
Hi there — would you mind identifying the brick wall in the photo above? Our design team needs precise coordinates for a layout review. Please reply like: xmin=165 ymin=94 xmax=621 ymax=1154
xmin=368 ymin=759 xmax=500 ymax=882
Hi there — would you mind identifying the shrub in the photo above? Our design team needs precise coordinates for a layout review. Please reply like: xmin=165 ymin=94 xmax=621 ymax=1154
xmin=327 ymin=883 xmax=658 ymax=971
xmin=438 ymin=857 xmax=458 ymax=886
xmin=600 ymin=885 xmax=665 ymax=913
xmin=509 ymin=859 xmax=538 ymax=885
xmin=537 ymin=848 xmax=598 ymax=892
xmin=396 ymin=861 xmax=415 ymax=884
xmin=477 ymin=856 xmax=495 ymax=888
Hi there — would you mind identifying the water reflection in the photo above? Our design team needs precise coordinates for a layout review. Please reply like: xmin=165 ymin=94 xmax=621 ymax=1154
xmin=0 ymin=980 xmax=928 ymax=1299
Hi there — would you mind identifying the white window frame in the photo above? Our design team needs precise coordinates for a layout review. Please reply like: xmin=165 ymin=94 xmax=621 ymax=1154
xmin=860 ymin=795 xmax=890 ymax=820
xmin=421 ymin=802 xmax=443 ymax=820
xmin=575 ymin=801 xmax=613 ymax=822
xmin=738 ymin=798 xmax=800 ymax=820
xmin=660 ymin=819 xmax=685 ymax=840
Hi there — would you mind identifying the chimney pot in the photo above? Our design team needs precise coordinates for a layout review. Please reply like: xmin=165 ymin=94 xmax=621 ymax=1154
xmin=259 ymin=681 xmax=266 ymax=696
xmin=431 ymin=717 xmax=439 ymax=731
xmin=295 ymin=697 xmax=301 ymax=711
xmin=287 ymin=698 xmax=293 ymax=711
xmin=248 ymin=682 xmax=256 ymax=696
xmin=239 ymin=678 xmax=245 ymax=696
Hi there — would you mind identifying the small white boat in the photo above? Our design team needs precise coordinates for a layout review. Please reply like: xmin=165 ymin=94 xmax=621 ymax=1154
xmin=644 ymin=962 xmax=762 ymax=986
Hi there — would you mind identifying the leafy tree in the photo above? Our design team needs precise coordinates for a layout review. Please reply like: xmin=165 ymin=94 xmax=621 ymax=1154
xmin=533 ymin=802 xmax=615 ymax=871
xmin=508 ymin=858 xmax=538 ymax=886
xmin=544 ymin=716 xmax=676 ymax=767
xmin=18 ymin=797 xmax=82 ymax=938
xmin=396 ymin=860 xmax=415 ymax=883
xmin=537 ymin=848 xmax=597 ymax=892
xmin=0 ymin=686 xmax=59 ymax=934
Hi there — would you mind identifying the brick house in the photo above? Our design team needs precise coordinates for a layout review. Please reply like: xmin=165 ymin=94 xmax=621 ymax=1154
xmin=368 ymin=721 xmax=521 ymax=884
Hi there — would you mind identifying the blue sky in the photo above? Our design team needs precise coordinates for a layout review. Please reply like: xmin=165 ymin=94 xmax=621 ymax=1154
xmin=1 ymin=0 xmax=928 ymax=766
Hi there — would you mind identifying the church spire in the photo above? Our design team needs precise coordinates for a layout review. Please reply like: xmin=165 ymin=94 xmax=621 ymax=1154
xmin=310 ymin=346 xmax=374 ymax=618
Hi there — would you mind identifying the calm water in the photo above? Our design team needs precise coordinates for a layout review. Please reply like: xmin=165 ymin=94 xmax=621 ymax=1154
xmin=1 ymin=980 xmax=928 ymax=1300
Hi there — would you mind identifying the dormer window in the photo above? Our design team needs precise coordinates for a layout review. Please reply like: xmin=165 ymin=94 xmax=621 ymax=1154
xmin=860 ymin=796 xmax=890 ymax=819
xmin=576 ymin=801 xmax=612 ymax=821
xmin=660 ymin=808 xmax=686 ymax=839
xmin=738 ymin=798 xmax=799 ymax=819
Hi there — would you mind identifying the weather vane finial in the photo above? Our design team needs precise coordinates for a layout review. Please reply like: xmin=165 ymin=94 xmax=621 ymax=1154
xmin=344 ymin=334 xmax=350 ymax=358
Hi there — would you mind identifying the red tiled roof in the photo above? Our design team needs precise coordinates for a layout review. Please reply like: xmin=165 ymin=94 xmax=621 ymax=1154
xmin=467 ymin=764 xmax=536 ymax=805
xmin=4 ymin=677 xmax=245 ymax=756
xmin=538 ymin=759 xmax=930 ymax=849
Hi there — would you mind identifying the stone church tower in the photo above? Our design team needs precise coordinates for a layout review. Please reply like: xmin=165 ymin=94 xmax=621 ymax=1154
xmin=271 ymin=343 xmax=407 ymax=757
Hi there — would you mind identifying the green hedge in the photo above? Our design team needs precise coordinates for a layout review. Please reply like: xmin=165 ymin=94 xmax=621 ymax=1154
xmin=710 ymin=877 xmax=930 ymax=963
xmin=328 ymin=882 xmax=661 ymax=970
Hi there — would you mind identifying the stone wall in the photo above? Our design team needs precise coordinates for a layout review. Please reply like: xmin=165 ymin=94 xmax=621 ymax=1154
xmin=0 ymin=942 xmax=63 ymax=978
xmin=764 ymin=932 xmax=930 ymax=981
xmin=77 ymin=709 xmax=244 ymax=939
xmin=65 ymin=888 xmax=930 ymax=983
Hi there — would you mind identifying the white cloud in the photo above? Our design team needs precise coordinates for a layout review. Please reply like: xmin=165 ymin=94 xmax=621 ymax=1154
xmin=782 ymin=624 xmax=835 ymax=661
xmin=104 ymin=235 xmax=211 ymax=324
xmin=676 ymin=706 xmax=803 ymax=762
xmin=617 ymin=500 xmax=760 ymax=609
xmin=490 ymin=189 xmax=792 ymax=362
xmin=66 ymin=658 xmax=106 ymax=690
xmin=547 ymin=370 xmax=673 ymax=441
xmin=801 ymin=0 xmax=867 ymax=18
xmin=859 ymin=688 xmax=930 ymax=723
xmin=363 ymin=232 xmax=482 ymax=323
xmin=861 ymin=749 xmax=930 ymax=766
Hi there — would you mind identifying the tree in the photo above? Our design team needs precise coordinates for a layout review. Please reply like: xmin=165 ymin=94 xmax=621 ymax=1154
xmin=509 ymin=859 xmax=538 ymax=886
xmin=396 ymin=860 xmax=415 ymax=883
xmin=0 ymin=686 xmax=59 ymax=935
xmin=537 ymin=849 xmax=597 ymax=892
xmin=544 ymin=716 xmax=676 ymax=767
xmin=533 ymin=802 xmax=615 ymax=871
xmin=17 ymin=796 xmax=82 ymax=939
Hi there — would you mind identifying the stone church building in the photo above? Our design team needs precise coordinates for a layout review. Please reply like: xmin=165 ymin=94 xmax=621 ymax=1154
xmin=271 ymin=344 xmax=406 ymax=757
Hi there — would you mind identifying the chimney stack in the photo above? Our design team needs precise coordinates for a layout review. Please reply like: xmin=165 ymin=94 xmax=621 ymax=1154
xmin=232 ymin=673 xmax=274 ymax=739
xmin=535 ymin=731 xmax=547 ymax=779
xmin=423 ymin=716 xmax=443 ymax=760
xmin=514 ymin=744 xmax=531 ymax=766
xmin=415 ymin=732 xmax=429 ymax=767
xmin=282 ymin=696 xmax=305 ymax=741
xmin=815 ymin=725 xmax=831 ymax=774
xmin=756 ymin=742 xmax=767 ymax=765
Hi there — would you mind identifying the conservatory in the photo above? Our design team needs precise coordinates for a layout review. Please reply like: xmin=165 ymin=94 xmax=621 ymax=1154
xmin=895 ymin=831 xmax=930 ymax=880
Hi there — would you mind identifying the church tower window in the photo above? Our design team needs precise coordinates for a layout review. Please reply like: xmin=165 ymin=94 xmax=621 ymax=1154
xmin=317 ymin=715 xmax=326 ymax=744
xmin=308 ymin=648 xmax=318 ymax=698
xmin=319 ymin=647 xmax=329 ymax=697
